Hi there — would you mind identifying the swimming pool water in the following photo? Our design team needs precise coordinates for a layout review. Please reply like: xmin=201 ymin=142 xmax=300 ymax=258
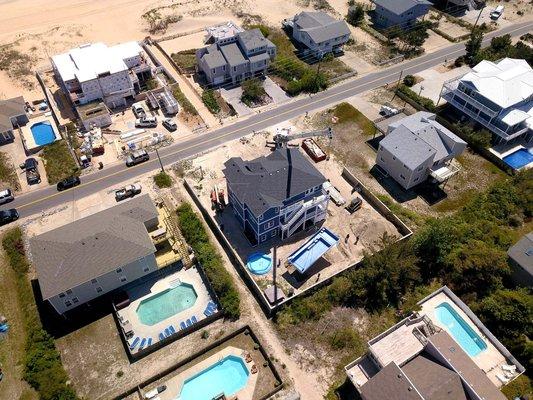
xmin=435 ymin=302 xmax=487 ymax=357
xmin=503 ymin=148 xmax=533 ymax=170
xmin=178 ymin=355 xmax=249 ymax=400
xmin=247 ymin=252 xmax=272 ymax=275
xmin=136 ymin=284 xmax=197 ymax=326
xmin=30 ymin=121 xmax=56 ymax=146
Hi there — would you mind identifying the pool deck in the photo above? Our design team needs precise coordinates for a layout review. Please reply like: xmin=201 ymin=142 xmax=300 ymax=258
xmin=158 ymin=346 xmax=258 ymax=400
xmin=20 ymin=114 xmax=62 ymax=153
xmin=419 ymin=291 xmax=510 ymax=387
xmin=118 ymin=267 xmax=214 ymax=355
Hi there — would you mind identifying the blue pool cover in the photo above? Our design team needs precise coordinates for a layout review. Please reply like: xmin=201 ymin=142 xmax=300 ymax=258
xmin=502 ymin=148 xmax=533 ymax=170
xmin=287 ymin=228 xmax=339 ymax=273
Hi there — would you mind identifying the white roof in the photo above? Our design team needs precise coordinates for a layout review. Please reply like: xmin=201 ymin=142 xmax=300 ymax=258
xmin=461 ymin=58 xmax=533 ymax=109
xmin=52 ymin=41 xmax=142 ymax=83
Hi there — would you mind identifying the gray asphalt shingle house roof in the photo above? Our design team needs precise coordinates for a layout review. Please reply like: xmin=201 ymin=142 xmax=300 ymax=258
xmin=237 ymin=29 xmax=275 ymax=53
xmin=373 ymin=0 xmax=432 ymax=15
xmin=293 ymin=11 xmax=351 ymax=43
xmin=224 ymin=148 xmax=326 ymax=216
xmin=220 ymin=42 xmax=246 ymax=66
xmin=30 ymin=195 xmax=158 ymax=300
xmin=507 ymin=232 xmax=533 ymax=286
xmin=201 ymin=44 xmax=227 ymax=69
xmin=0 ymin=96 xmax=26 ymax=132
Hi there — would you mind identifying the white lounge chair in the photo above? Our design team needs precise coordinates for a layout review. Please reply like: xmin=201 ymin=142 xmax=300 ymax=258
xmin=496 ymin=373 xmax=510 ymax=384
xmin=501 ymin=364 xmax=516 ymax=373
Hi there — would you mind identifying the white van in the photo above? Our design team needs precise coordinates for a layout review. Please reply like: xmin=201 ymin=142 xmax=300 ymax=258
xmin=490 ymin=5 xmax=504 ymax=20
xmin=135 ymin=116 xmax=157 ymax=128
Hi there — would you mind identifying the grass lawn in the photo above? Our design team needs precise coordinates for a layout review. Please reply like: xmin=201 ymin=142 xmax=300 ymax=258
xmin=0 ymin=254 xmax=38 ymax=400
xmin=171 ymin=49 xmax=197 ymax=73
xmin=41 ymin=141 xmax=79 ymax=184
xmin=0 ymin=152 xmax=20 ymax=191
xmin=333 ymin=102 xmax=376 ymax=136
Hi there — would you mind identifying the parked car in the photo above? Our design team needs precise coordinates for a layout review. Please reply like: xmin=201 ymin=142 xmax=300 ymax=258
xmin=20 ymin=158 xmax=41 ymax=185
xmin=0 ymin=209 xmax=19 ymax=226
xmin=135 ymin=116 xmax=157 ymax=128
xmin=0 ymin=189 xmax=14 ymax=205
xmin=125 ymin=150 xmax=150 ymax=167
xmin=132 ymin=103 xmax=146 ymax=119
xmin=115 ymin=183 xmax=142 ymax=202
xmin=345 ymin=197 xmax=362 ymax=214
xmin=490 ymin=5 xmax=504 ymax=19
xmin=56 ymin=176 xmax=81 ymax=191
xmin=162 ymin=118 xmax=177 ymax=132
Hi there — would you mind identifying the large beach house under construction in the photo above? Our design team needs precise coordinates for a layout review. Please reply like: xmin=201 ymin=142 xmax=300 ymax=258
xmin=224 ymin=148 xmax=329 ymax=245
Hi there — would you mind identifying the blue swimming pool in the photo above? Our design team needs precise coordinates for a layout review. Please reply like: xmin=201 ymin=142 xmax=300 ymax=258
xmin=30 ymin=121 xmax=56 ymax=146
xmin=503 ymin=148 xmax=533 ymax=170
xmin=247 ymin=252 xmax=272 ymax=275
xmin=136 ymin=284 xmax=197 ymax=326
xmin=435 ymin=302 xmax=487 ymax=357
xmin=178 ymin=355 xmax=249 ymax=400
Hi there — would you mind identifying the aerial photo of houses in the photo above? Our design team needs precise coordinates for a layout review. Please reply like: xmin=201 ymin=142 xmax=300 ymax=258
xmin=0 ymin=0 xmax=531 ymax=400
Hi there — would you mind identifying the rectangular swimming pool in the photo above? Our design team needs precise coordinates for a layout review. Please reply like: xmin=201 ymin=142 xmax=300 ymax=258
xmin=178 ymin=355 xmax=249 ymax=400
xmin=30 ymin=121 xmax=57 ymax=146
xmin=136 ymin=283 xmax=197 ymax=326
xmin=434 ymin=302 xmax=487 ymax=357
xmin=502 ymin=148 xmax=533 ymax=170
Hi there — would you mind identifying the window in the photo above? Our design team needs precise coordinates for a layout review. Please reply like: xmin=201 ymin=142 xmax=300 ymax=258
xmin=414 ymin=177 xmax=419 ymax=182
xmin=400 ymin=174 xmax=406 ymax=180
xmin=96 ymin=287 xmax=103 ymax=293
xmin=233 ymin=66 xmax=237 ymax=72
xmin=271 ymin=229 xmax=277 ymax=237
xmin=258 ymin=215 xmax=263 ymax=221
xmin=72 ymin=297 xmax=79 ymax=304
xmin=266 ymin=220 xmax=275 ymax=229
xmin=403 ymin=164 xmax=408 ymax=169
xmin=143 ymin=266 xmax=150 ymax=273
xmin=116 ymin=267 xmax=123 ymax=274
xmin=380 ymin=157 xmax=385 ymax=162
xmin=392 ymin=156 xmax=396 ymax=160
xmin=66 ymin=289 xmax=73 ymax=295
xmin=261 ymin=235 xmax=267 ymax=241
xmin=417 ymin=166 xmax=423 ymax=171
xmin=91 ymin=278 xmax=98 ymax=284
xmin=65 ymin=300 xmax=72 ymax=307
xmin=120 ymin=276 xmax=127 ymax=283
xmin=59 ymin=293 xmax=65 ymax=298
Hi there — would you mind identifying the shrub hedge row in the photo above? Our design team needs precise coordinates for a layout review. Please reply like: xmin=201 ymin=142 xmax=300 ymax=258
xmin=171 ymin=84 xmax=198 ymax=116
xmin=2 ymin=227 xmax=77 ymax=400
xmin=201 ymin=89 xmax=220 ymax=114
xmin=396 ymin=84 xmax=437 ymax=112
xmin=176 ymin=203 xmax=240 ymax=319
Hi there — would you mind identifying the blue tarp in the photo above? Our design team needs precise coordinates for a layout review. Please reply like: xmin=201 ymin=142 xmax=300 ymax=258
xmin=287 ymin=227 xmax=339 ymax=274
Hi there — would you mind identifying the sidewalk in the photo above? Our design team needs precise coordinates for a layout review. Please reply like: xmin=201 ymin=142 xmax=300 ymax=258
xmin=147 ymin=44 xmax=219 ymax=129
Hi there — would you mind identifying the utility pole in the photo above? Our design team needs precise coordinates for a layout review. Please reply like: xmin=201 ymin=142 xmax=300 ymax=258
xmin=473 ymin=4 xmax=486 ymax=30
xmin=391 ymin=69 xmax=403 ymax=101
xmin=314 ymin=54 xmax=323 ymax=92
xmin=155 ymin=147 xmax=164 ymax=172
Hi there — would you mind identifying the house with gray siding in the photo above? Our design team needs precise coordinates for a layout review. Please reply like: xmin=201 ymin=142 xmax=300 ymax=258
xmin=284 ymin=11 xmax=351 ymax=58
xmin=0 ymin=96 xmax=28 ymax=144
xmin=372 ymin=0 xmax=431 ymax=29
xmin=223 ymin=148 xmax=329 ymax=245
xmin=376 ymin=112 xmax=466 ymax=190
xmin=196 ymin=28 xmax=276 ymax=86
xmin=507 ymin=232 xmax=533 ymax=288
xmin=30 ymin=195 xmax=160 ymax=315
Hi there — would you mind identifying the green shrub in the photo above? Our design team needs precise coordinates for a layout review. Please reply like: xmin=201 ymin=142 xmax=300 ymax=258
xmin=328 ymin=327 xmax=364 ymax=350
xmin=403 ymin=75 xmax=416 ymax=87
xmin=202 ymin=89 xmax=220 ymax=114
xmin=346 ymin=4 xmax=365 ymax=27
xmin=241 ymin=78 xmax=266 ymax=106
xmin=501 ymin=374 xmax=532 ymax=399
xmin=176 ymin=203 xmax=240 ymax=319
xmin=153 ymin=171 xmax=173 ymax=188
xmin=171 ymin=84 xmax=198 ymax=116
xmin=2 ymin=228 xmax=78 ymax=400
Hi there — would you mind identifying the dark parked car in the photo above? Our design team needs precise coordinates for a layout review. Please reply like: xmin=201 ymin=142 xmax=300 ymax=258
xmin=0 ymin=209 xmax=19 ymax=226
xmin=20 ymin=158 xmax=41 ymax=185
xmin=57 ymin=176 xmax=81 ymax=191
xmin=345 ymin=197 xmax=362 ymax=214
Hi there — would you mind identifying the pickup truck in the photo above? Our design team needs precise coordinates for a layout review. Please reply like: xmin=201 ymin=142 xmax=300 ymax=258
xmin=115 ymin=183 xmax=142 ymax=202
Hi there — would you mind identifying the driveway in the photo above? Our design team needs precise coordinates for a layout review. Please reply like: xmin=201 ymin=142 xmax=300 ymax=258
xmin=263 ymin=77 xmax=290 ymax=104
xmin=220 ymin=86 xmax=254 ymax=117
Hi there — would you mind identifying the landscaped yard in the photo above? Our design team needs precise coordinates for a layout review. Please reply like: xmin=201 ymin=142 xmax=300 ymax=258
xmin=40 ymin=141 xmax=79 ymax=184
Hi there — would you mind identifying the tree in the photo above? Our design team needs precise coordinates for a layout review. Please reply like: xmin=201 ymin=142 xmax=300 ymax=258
xmin=346 ymin=4 xmax=365 ymax=27
xmin=403 ymin=75 xmax=416 ymax=87
xmin=465 ymin=29 xmax=484 ymax=66
xmin=241 ymin=78 xmax=266 ymax=105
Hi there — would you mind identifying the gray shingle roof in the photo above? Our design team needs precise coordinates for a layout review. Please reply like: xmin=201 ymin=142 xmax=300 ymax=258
xmin=220 ymin=42 xmax=247 ymax=66
xmin=380 ymin=125 xmax=436 ymax=169
xmin=294 ymin=11 xmax=350 ymax=44
xmin=507 ymin=232 xmax=533 ymax=276
xmin=249 ymin=52 xmax=270 ymax=63
xmin=373 ymin=0 xmax=432 ymax=15
xmin=224 ymin=148 xmax=326 ymax=216
xmin=0 ymin=96 xmax=25 ymax=132
xmin=361 ymin=362 xmax=423 ymax=400
xmin=237 ymin=29 xmax=269 ymax=52
xmin=402 ymin=354 xmax=468 ymax=400
xmin=385 ymin=112 xmax=466 ymax=167
xmin=429 ymin=331 xmax=507 ymax=400
xmin=30 ymin=194 xmax=158 ymax=299
xmin=200 ymin=44 xmax=227 ymax=69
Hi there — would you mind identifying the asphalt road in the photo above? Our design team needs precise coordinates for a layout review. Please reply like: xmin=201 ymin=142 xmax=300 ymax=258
xmin=5 ymin=20 xmax=533 ymax=218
